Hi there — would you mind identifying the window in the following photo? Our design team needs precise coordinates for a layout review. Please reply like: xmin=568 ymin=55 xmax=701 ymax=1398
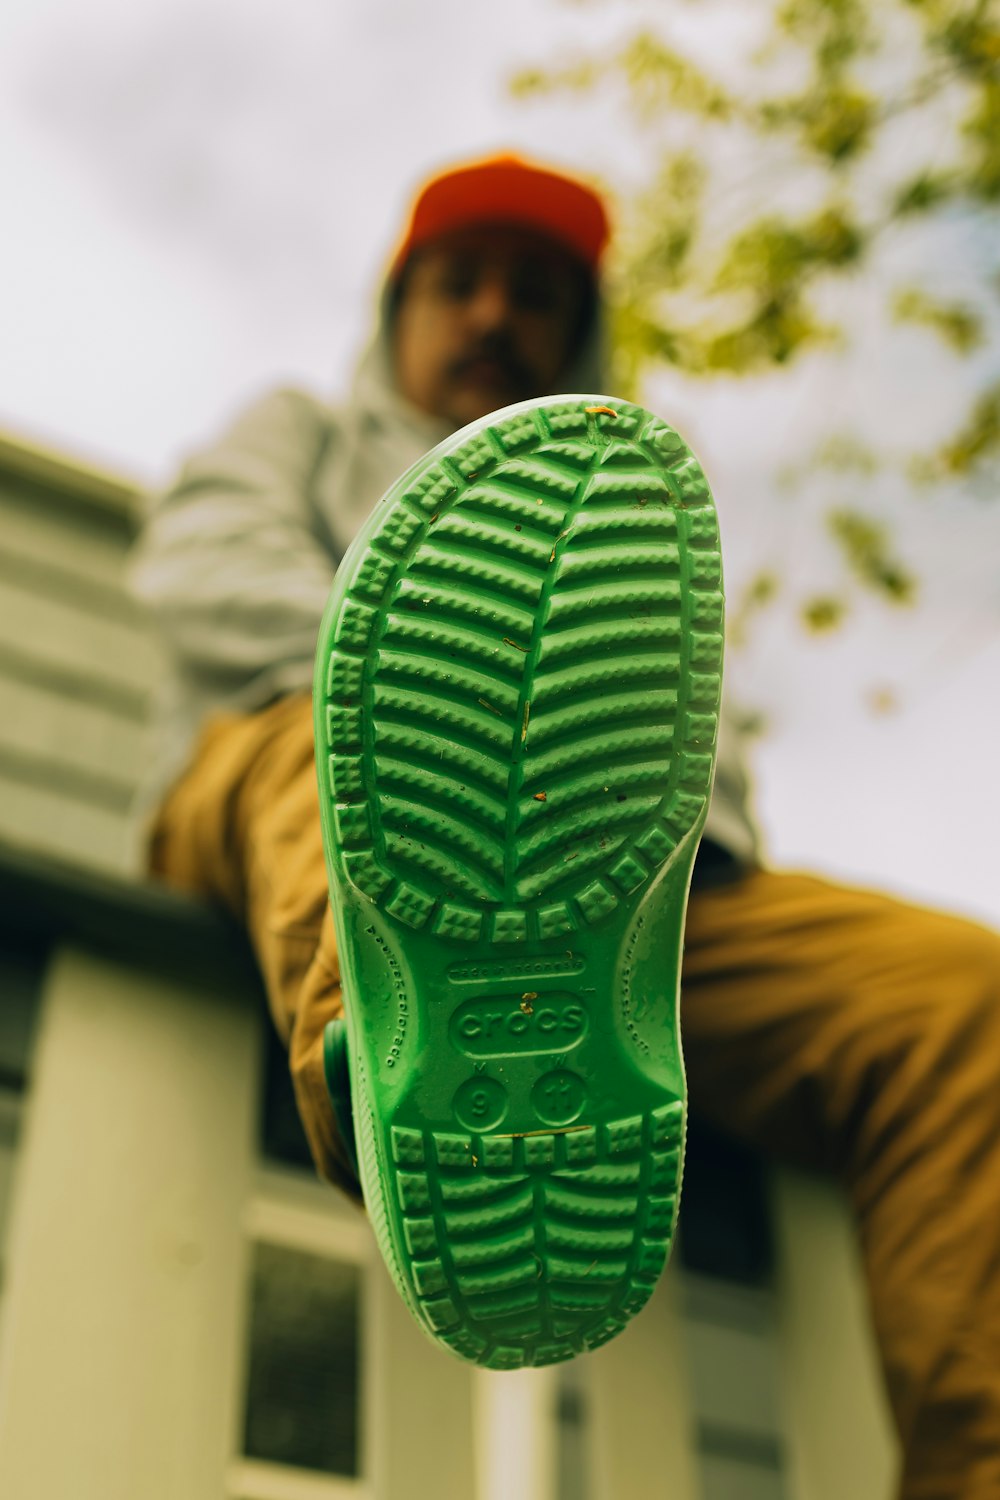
xmin=228 ymin=1167 xmax=371 ymax=1500
xmin=242 ymin=1240 xmax=360 ymax=1478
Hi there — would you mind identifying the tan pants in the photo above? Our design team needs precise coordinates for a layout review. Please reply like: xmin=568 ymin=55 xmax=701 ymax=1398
xmin=151 ymin=694 xmax=1000 ymax=1496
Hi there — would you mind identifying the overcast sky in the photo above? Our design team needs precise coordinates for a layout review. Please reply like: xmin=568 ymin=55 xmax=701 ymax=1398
xmin=1 ymin=0 xmax=643 ymax=476
xmin=2 ymin=0 xmax=998 ymax=922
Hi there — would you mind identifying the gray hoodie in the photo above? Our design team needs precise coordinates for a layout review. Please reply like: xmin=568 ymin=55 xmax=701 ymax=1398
xmin=130 ymin=278 xmax=761 ymax=864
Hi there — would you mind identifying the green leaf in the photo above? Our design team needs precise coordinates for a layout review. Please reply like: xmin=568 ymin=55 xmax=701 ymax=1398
xmin=892 ymin=287 xmax=985 ymax=351
xmin=827 ymin=509 xmax=917 ymax=603
xmin=801 ymin=595 xmax=849 ymax=632
xmin=911 ymin=381 xmax=1000 ymax=482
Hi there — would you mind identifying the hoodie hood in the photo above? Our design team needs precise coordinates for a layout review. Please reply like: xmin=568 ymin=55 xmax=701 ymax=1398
xmin=350 ymin=268 xmax=611 ymax=437
xmin=315 ymin=262 xmax=611 ymax=558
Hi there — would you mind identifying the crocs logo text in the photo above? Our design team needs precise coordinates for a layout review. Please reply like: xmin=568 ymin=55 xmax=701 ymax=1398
xmin=449 ymin=993 xmax=588 ymax=1058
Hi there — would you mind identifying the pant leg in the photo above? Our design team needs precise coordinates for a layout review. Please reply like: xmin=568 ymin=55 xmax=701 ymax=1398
xmin=682 ymin=869 xmax=1000 ymax=1499
xmin=148 ymin=694 xmax=361 ymax=1204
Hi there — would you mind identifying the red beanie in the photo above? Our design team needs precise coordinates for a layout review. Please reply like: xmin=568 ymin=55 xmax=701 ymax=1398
xmin=391 ymin=151 xmax=610 ymax=277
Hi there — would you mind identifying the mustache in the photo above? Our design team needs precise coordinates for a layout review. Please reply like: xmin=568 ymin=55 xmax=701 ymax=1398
xmin=447 ymin=336 xmax=533 ymax=389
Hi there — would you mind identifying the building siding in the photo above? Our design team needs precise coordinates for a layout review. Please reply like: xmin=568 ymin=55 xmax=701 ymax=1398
xmin=0 ymin=438 xmax=155 ymax=874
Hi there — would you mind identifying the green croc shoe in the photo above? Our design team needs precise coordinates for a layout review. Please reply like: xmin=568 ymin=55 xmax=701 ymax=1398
xmin=314 ymin=395 xmax=723 ymax=1368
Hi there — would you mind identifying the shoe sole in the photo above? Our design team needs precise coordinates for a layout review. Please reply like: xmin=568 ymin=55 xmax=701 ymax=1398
xmin=313 ymin=394 xmax=723 ymax=1368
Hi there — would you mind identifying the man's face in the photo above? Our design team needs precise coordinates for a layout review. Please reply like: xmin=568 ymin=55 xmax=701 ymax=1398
xmin=393 ymin=226 xmax=589 ymax=429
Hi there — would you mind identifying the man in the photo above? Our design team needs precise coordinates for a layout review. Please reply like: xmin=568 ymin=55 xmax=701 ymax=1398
xmin=132 ymin=153 xmax=1000 ymax=1495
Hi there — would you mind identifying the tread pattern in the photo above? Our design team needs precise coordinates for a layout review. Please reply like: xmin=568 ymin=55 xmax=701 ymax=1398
xmin=389 ymin=1100 xmax=684 ymax=1368
xmin=319 ymin=400 xmax=723 ymax=942
xmin=315 ymin=396 xmax=723 ymax=1368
